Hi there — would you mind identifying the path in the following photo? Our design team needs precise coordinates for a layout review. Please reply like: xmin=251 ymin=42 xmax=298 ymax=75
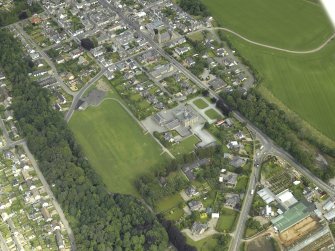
xmin=189 ymin=27 xmax=335 ymax=54
xmin=21 ymin=142 xmax=77 ymax=250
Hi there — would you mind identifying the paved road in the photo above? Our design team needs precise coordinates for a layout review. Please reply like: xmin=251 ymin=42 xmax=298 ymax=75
xmin=189 ymin=27 xmax=335 ymax=54
xmin=13 ymin=24 xmax=76 ymax=96
xmin=21 ymin=142 xmax=76 ymax=250
xmin=64 ymin=69 xmax=106 ymax=122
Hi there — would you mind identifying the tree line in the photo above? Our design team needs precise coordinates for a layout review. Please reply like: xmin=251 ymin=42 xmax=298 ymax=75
xmin=0 ymin=30 xmax=168 ymax=251
xmin=178 ymin=0 xmax=210 ymax=17
xmin=221 ymin=90 xmax=335 ymax=181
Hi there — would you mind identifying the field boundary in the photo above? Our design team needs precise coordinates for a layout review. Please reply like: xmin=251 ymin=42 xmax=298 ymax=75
xmin=189 ymin=27 xmax=335 ymax=54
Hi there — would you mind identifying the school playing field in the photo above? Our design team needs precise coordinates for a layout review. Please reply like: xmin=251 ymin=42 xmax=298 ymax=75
xmin=69 ymin=99 xmax=167 ymax=196
xmin=203 ymin=0 xmax=335 ymax=142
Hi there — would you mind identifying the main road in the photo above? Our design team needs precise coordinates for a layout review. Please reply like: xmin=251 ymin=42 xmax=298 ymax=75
xmin=100 ymin=3 xmax=335 ymax=250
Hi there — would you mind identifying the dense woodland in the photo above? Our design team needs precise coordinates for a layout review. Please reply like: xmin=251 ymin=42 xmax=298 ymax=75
xmin=221 ymin=90 xmax=335 ymax=181
xmin=178 ymin=0 xmax=209 ymax=17
xmin=0 ymin=0 xmax=42 ymax=27
xmin=0 ymin=30 xmax=168 ymax=251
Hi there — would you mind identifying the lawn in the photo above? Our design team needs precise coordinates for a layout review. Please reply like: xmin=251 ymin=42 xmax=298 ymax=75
xmin=185 ymin=234 xmax=219 ymax=251
xmin=205 ymin=109 xmax=222 ymax=120
xmin=215 ymin=208 xmax=239 ymax=232
xmin=170 ymin=135 xmax=201 ymax=155
xmin=155 ymin=193 xmax=184 ymax=212
xmin=202 ymin=0 xmax=333 ymax=50
xmin=193 ymin=98 xmax=209 ymax=109
xmin=69 ymin=99 xmax=167 ymax=196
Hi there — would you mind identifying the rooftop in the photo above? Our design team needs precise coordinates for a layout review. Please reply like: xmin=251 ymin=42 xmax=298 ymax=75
xmin=271 ymin=202 xmax=311 ymax=232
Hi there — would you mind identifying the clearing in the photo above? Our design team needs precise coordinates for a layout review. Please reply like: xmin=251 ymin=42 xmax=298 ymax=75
xmin=69 ymin=99 xmax=167 ymax=196
xmin=202 ymin=0 xmax=333 ymax=50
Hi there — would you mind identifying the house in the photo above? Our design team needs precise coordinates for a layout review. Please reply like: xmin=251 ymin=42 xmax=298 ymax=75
xmin=31 ymin=70 xmax=48 ymax=77
xmin=185 ymin=186 xmax=199 ymax=198
xmin=224 ymin=118 xmax=233 ymax=127
xmin=191 ymin=222 xmax=208 ymax=235
xmin=216 ymin=48 xmax=226 ymax=57
xmin=55 ymin=229 xmax=65 ymax=249
xmin=230 ymin=156 xmax=246 ymax=168
xmin=69 ymin=48 xmax=83 ymax=59
xmin=209 ymin=78 xmax=226 ymax=92
xmin=185 ymin=57 xmax=195 ymax=67
xmin=227 ymin=141 xmax=240 ymax=150
xmin=235 ymin=131 xmax=245 ymax=140
xmin=219 ymin=171 xmax=238 ymax=187
xmin=163 ymin=132 xmax=174 ymax=143
xmin=41 ymin=207 xmax=52 ymax=222
xmin=175 ymin=46 xmax=190 ymax=56
xmin=151 ymin=64 xmax=174 ymax=79
xmin=188 ymin=200 xmax=203 ymax=211
xmin=225 ymin=194 xmax=240 ymax=209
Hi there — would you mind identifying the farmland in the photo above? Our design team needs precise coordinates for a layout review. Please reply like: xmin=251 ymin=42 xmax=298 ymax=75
xmin=202 ymin=0 xmax=335 ymax=142
xmin=69 ymin=99 xmax=166 ymax=196
xmin=202 ymin=0 xmax=333 ymax=50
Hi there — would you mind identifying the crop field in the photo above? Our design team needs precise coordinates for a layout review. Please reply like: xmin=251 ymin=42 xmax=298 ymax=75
xmin=202 ymin=0 xmax=335 ymax=142
xmin=69 ymin=100 xmax=166 ymax=196
xmin=226 ymin=34 xmax=335 ymax=141
xmin=203 ymin=0 xmax=333 ymax=50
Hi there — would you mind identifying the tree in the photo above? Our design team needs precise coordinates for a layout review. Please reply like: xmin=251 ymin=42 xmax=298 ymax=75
xmin=81 ymin=38 xmax=95 ymax=50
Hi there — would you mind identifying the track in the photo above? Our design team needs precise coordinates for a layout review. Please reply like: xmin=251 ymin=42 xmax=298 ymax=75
xmin=189 ymin=27 xmax=335 ymax=54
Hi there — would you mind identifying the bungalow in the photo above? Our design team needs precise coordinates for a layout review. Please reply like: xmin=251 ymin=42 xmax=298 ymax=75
xmin=230 ymin=156 xmax=246 ymax=168
xmin=188 ymin=200 xmax=203 ymax=211
xmin=191 ymin=222 xmax=208 ymax=235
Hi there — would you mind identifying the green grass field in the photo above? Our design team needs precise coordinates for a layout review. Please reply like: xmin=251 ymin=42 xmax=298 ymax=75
xmin=185 ymin=235 xmax=219 ymax=251
xmin=205 ymin=109 xmax=222 ymax=120
xmin=226 ymin=34 xmax=335 ymax=141
xmin=202 ymin=0 xmax=335 ymax=142
xmin=170 ymin=135 xmax=201 ymax=155
xmin=193 ymin=98 xmax=209 ymax=109
xmin=215 ymin=208 xmax=239 ymax=232
xmin=203 ymin=0 xmax=333 ymax=50
xmin=69 ymin=100 xmax=166 ymax=196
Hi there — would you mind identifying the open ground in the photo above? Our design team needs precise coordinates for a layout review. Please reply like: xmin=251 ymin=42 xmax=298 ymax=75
xmin=203 ymin=0 xmax=335 ymax=143
xmin=69 ymin=99 xmax=167 ymax=196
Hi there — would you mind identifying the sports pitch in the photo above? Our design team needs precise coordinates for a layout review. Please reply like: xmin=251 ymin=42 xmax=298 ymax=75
xmin=69 ymin=99 xmax=167 ymax=196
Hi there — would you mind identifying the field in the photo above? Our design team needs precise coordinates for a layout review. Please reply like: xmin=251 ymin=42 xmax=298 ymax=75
xmin=185 ymin=235 xmax=219 ymax=251
xmin=69 ymin=99 xmax=166 ymax=196
xmin=203 ymin=0 xmax=333 ymax=50
xmin=202 ymin=0 xmax=335 ymax=142
xmin=215 ymin=208 xmax=239 ymax=232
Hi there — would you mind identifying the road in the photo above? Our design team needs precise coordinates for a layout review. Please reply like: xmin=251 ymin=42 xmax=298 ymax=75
xmin=188 ymin=27 xmax=335 ymax=54
xmin=13 ymin=24 xmax=76 ymax=96
xmin=0 ymin=118 xmax=12 ymax=145
xmin=64 ymin=68 xmax=106 ymax=122
xmin=22 ymin=142 xmax=77 ymax=250
xmin=101 ymin=4 xmax=335 ymax=250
